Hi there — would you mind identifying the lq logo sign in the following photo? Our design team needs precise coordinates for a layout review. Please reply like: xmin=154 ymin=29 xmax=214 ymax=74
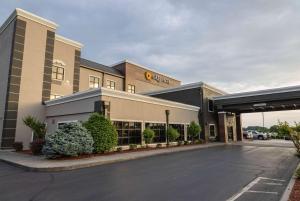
xmin=145 ymin=72 xmax=170 ymax=84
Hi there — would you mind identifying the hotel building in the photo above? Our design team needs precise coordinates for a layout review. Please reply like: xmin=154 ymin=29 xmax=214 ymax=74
xmin=0 ymin=9 xmax=240 ymax=149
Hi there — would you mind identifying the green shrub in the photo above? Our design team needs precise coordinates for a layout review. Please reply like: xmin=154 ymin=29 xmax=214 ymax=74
xmin=177 ymin=141 xmax=183 ymax=146
xmin=143 ymin=128 xmax=155 ymax=144
xmin=156 ymin=143 xmax=162 ymax=148
xmin=167 ymin=126 xmax=180 ymax=142
xmin=42 ymin=123 xmax=94 ymax=158
xmin=117 ymin=147 xmax=123 ymax=152
xmin=83 ymin=113 xmax=118 ymax=153
xmin=184 ymin=141 xmax=189 ymax=145
xmin=129 ymin=144 xmax=138 ymax=150
xmin=23 ymin=115 xmax=46 ymax=139
xmin=188 ymin=121 xmax=201 ymax=142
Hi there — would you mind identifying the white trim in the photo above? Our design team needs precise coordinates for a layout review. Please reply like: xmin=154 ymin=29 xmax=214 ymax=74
xmin=50 ymin=94 xmax=63 ymax=100
xmin=80 ymin=65 xmax=124 ymax=78
xmin=214 ymin=85 xmax=300 ymax=100
xmin=143 ymin=82 xmax=227 ymax=96
xmin=55 ymin=35 xmax=83 ymax=49
xmin=88 ymin=75 xmax=101 ymax=89
xmin=111 ymin=118 xmax=143 ymax=123
xmin=57 ymin=120 xmax=78 ymax=129
xmin=45 ymin=87 xmax=200 ymax=111
xmin=110 ymin=60 xmax=180 ymax=82
xmin=0 ymin=8 xmax=58 ymax=34
xmin=209 ymin=124 xmax=216 ymax=137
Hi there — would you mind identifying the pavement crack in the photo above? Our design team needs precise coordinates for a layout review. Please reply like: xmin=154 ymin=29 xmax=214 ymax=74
xmin=28 ymin=173 xmax=55 ymax=201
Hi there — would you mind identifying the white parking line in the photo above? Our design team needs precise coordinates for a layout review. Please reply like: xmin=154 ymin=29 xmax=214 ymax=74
xmin=264 ymin=182 xmax=283 ymax=186
xmin=226 ymin=177 xmax=285 ymax=201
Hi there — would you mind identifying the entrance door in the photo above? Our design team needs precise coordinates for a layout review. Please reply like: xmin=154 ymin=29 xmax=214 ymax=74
xmin=227 ymin=126 xmax=233 ymax=141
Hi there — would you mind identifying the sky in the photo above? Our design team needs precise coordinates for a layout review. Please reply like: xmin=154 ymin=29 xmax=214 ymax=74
xmin=1 ymin=0 xmax=300 ymax=127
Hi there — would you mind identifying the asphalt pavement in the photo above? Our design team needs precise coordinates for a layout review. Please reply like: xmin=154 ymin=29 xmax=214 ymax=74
xmin=0 ymin=142 xmax=298 ymax=201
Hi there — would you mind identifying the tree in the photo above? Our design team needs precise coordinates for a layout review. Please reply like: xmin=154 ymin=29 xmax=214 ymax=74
xmin=83 ymin=113 xmax=118 ymax=153
xmin=269 ymin=125 xmax=279 ymax=133
xmin=188 ymin=121 xmax=201 ymax=142
xmin=167 ymin=126 xmax=180 ymax=142
xmin=23 ymin=115 xmax=46 ymax=139
xmin=143 ymin=128 xmax=155 ymax=144
xmin=277 ymin=121 xmax=292 ymax=138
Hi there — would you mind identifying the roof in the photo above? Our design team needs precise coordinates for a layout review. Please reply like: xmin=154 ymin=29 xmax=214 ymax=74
xmin=110 ymin=59 xmax=181 ymax=82
xmin=213 ymin=85 xmax=300 ymax=100
xmin=45 ymin=87 xmax=200 ymax=112
xmin=143 ymin=82 xmax=227 ymax=96
xmin=80 ymin=58 xmax=124 ymax=77
xmin=0 ymin=8 xmax=58 ymax=34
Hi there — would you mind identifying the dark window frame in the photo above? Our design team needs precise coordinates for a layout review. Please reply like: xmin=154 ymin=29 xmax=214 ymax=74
xmin=52 ymin=66 xmax=65 ymax=81
xmin=89 ymin=75 xmax=101 ymax=89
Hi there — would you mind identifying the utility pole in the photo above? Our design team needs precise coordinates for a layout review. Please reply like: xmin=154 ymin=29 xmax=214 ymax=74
xmin=262 ymin=112 xmax=265 ymax=129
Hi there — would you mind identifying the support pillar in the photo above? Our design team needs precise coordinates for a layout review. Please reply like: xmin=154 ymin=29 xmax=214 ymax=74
xmin=236 ymin=114 xmax=243 ymax=141
xmin=218 ymin=112 xmax=228 ymax=143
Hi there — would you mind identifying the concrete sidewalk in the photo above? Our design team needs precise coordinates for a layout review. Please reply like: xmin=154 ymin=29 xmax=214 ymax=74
xmin=0 ymin=143 xmax=225 ymax=172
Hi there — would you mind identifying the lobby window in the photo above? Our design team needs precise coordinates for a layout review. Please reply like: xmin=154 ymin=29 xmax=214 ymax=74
xmin=145 ymin=123 xmax=166 ymax=143
xmin=50 ymin=94 xmax=62 ymax=100
xmin=113 ymin=121 xmax=142 ymax=145
xmin=52 ymin=66 xmax=65 ymax=81
xmin=170 ymin=124 xmax=185 ymax=141
xmin=209 ymin=124 xmax=216 ymax=137
xmin=127 ymin=84 xmax=135 ymax=93
xmin=208 ymin=99 xmax=214 ymax=112
xmin=106 ymin=80 xmax=116 ymax=90
xmin=89 ymin=76 xmax=100 ymax=89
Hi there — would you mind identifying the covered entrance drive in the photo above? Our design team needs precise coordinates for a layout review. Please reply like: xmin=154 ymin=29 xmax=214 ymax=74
xmin=213 ymin=85 xmax=300 ymax=142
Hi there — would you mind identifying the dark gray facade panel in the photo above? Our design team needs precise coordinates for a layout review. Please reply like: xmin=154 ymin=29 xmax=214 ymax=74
xmin=1 ymin=19 xmax=26 ymax=148
xmin=41 ymin=31 xmax=55 ymax=102
xmin=73 ymin=50 xmax=81 ymax=93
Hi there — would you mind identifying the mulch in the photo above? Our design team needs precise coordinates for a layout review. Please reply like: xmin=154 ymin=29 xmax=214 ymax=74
xmin=289 ymin=179 xmax=300 ymax=201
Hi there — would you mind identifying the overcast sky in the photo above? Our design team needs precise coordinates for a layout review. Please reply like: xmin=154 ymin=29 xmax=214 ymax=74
xmin=1 ymin=0 xmax=300 ymax=127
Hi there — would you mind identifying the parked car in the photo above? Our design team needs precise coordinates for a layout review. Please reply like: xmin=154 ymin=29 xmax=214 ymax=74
xmin=243 ymin=131 xmax=253 ymax=139
xmin=251 ymin=130 xmax=268 ymax=140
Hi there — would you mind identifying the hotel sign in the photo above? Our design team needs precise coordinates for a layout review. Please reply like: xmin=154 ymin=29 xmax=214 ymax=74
xmin=145 ymin=72 xmax=170 ymax=84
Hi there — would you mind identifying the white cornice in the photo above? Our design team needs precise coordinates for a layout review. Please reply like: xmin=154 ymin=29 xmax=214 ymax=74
xmin=143 ymin=82 xmax=227 ymax=96
xmin=55 ymin=35 xmax=83 ymax=49
xmin=80 ymin=65 xmax=125 ymax=78
xmin=110 ymin=60 xmax=181 ymax=82
xmin=0 ymin=8 xmax=58 ymax=34
xmin=213 ymin=85 xmax=300 ymax=100
xmin=45 ymin=87 xmax=200 ymax=112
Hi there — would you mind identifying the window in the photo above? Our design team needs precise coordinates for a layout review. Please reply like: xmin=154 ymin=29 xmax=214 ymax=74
xmin=106 ymin=80 xmax=116 ymax=90
xmin=50 ymin=94 xmax=62 ymax=100
xmin=209 ymin=124 xmax=216 ymax=137
xmin=89 ymin=76 xmax=100 ymax=89
xmin=57 ymin=120 xmax=78 ymax=129
xmin=170 ymin=124 xmax=185 ymax=141
xmin=52 ymin=66 xmax=65 ymax=81
xmin=113 ymin=121 xmax=142 ymax=145
xmin=127 ymin=84 xmax=135 ymax=93
xmin=145 ymin=123 xmax=166 ymax=143
xmin=208 ymin=99 xmax=214 ymax=112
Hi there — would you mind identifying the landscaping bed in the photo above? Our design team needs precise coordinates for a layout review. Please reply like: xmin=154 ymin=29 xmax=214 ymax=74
xmin=289 ymin=179 xmax=300 ymax=201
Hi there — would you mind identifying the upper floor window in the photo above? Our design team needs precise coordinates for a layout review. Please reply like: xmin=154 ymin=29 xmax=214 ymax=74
xmin=127 ymin=84 xmax=135 ymax=93
xmin=89 ymin=76 xmax=100 ymax=89
xmin=50 ymin=94 xmax=62 ymax=100
xmin=208 ymin=99 xmax=214 ymax=112
xmin=52 ymin=66 xmax=64 ymax=81
xmin=106 ymin=80 xmax=116 ymax=90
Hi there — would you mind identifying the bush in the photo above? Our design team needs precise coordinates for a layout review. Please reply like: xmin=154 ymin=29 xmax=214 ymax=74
xmin=177 ymin=141 xmax=183 ymax=146
xmin=30 ymin=139 xmax=45 ymax=155
xmin=129 ymin=144 xmax=138 ymax=150
xmin=167 ymin=126 xmax=180 ymax=142
xmin=194 ymin=139 xmax=205 ymax=144
xmin=23 ymin=116 xmax=46 ymax=139
xmin=117 ymin=147 xmax=123 ymax=152
xmin=184 ymin=141 xmax=189 ymax=145
xmin=188 ymin=121 xmax=201 ymax=142
xmin=156 ymin=143 xmax=162 ymax=148
xmin=42 ymin=123 xmax=94 ymax=158
xmin=289 ymin=131 xmax=300 ymax=154
xmin=143 ymin=128 xmax=155 ymax=144
xmin=83 ymin=113 xmax=118 ymax=153
xmin=13 ymin=142 xmax=23 ymax=152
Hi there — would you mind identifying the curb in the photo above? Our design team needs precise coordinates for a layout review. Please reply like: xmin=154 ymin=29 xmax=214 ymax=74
xmin=280 ymin=162 xmax=300 ymax=201
xmin=0 ymin=143 xmax=225 ymax=172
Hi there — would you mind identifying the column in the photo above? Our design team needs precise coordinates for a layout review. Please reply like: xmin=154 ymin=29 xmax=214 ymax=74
xmin=218 ymin=112 xmax=228 ymax=143
xmin=236 ymin=114 xmax=243 ymax=141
